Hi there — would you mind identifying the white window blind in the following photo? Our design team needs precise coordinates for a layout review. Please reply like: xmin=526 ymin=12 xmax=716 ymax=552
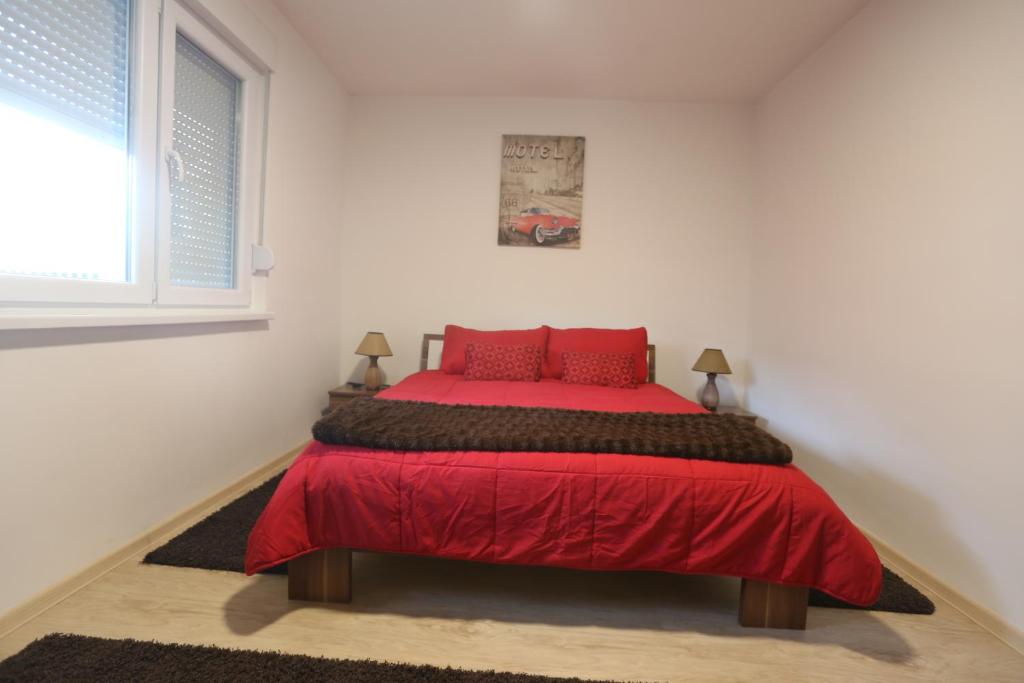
xmin=0 ymin=0 xmax=129 ymax=142
xmin=0 ymin=0 xmax=131 ymax=283
xmin=168 ymin=32 xmax=241 ymax=290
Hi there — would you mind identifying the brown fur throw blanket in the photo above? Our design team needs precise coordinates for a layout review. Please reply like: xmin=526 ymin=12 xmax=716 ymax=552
xmin=312 ymin=398 xmax=792 ymax=465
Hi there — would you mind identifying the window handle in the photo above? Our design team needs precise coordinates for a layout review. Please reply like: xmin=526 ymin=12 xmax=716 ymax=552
xmin=165 ymin=148 xmax=185 ymax=182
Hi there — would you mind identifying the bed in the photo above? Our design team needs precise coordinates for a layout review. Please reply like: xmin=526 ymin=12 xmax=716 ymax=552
xmin=246 ymin=331 xmax=881 ymax=630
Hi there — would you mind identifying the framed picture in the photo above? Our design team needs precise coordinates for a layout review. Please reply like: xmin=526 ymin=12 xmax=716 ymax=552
xmin=498 ymin=134 xmax=584 ymax=248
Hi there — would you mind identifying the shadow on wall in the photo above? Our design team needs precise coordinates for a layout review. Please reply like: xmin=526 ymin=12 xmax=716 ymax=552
xmin=778 ymin=429 xmax=998 ymax=618
xmin=343 ymin=355 xmax=394 ymax=387
xmin=222 ymin=552 xmax=914 ymax=663
xmin=0 ymin=320 xmax=270 ymax=351
xmin=343 ymin=355 xmax=367 ymax=385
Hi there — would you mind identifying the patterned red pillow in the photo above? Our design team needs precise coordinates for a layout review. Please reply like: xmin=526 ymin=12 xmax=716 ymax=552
xmin=464 ymin=342 xmax=543 ymax=381
xmin=560 ymin=351 xmax=637 ymax=389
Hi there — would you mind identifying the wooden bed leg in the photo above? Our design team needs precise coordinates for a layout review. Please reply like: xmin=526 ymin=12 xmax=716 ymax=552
xmin=288 ymin=548 xmax=352 ymax=603
xmin=739 ymin=579 xmax=808 ymax=630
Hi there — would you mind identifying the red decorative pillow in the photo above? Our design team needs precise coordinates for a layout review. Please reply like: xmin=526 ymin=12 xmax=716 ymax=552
xmin=440 ymin=324 xmax=550 ymax=375
xmin=560 ymin=351 xmax=637 ymax=389
xmin=544 ymin=327 xmax=648 ymax=383
xmin=464 ymin=342 xmax=543 ymax=382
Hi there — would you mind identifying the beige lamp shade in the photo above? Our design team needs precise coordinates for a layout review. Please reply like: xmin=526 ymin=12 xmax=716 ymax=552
xmin=692 ymin=348 xmax=732 ymax=375
xmin=355 ymin=331 xmax=393 ymax=357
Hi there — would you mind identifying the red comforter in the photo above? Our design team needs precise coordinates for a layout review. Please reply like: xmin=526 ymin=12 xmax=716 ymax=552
xmin=246 ymin=371 xmax=881 ymax=605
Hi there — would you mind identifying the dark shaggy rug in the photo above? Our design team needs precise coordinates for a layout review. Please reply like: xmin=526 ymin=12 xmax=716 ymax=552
xmin=144 ymin=474 xmax=934 ymax=615
xmin=0 ymin=634 xmax=621 ymax=682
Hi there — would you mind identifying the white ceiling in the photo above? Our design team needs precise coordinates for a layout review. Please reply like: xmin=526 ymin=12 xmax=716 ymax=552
xmin=273 ymin=0 xmax=868 ymax=102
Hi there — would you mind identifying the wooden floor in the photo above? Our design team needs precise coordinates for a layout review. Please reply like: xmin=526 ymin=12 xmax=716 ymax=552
xmin=2 ymin=545 xmax=1022 ymax=683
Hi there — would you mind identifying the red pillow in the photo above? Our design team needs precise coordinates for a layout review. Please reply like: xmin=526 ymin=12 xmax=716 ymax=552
xmin=464 ymin=342 xmax=543 ymax=382
xmin=544 ymin=327 xmax=648 ymax=383
xmin=561 ymin=351 xmax=637 ymax=389
xmin=440 ymin=324 xmax=549 ymax=375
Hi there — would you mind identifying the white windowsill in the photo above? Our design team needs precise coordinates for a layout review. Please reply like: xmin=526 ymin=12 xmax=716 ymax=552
xmin=0 ymin=309 xmax=274 ymax=331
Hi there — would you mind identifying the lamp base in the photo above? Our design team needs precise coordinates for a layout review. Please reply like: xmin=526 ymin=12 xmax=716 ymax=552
xmin=700 ymin=373 xmax=720 ymax=412
xmin=364 ymin=356 xmax=383 ymax=391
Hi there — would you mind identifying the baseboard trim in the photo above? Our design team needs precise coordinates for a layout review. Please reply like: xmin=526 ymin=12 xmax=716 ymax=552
xmin=0 ymin=443 xmax=304 ymax=639
xmin=862 ymin=526 xmax=1024 ymax=655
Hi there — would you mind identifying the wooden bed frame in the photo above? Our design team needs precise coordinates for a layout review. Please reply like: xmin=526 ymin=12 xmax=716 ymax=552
xmin=290 ymin=333 xmax=809 ymax=630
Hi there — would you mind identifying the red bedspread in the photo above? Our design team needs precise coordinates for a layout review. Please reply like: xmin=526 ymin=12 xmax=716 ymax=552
xmin=246 ymin=371 xmax=881 ymax=605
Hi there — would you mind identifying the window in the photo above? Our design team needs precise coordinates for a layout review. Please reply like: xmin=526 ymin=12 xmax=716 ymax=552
xmin=0 ymin=0 xmax=267 ymax=310
xmin=169 ymin=34 xmax=241 ymax=291
xmin=0 ymin=0 xmax=148 ymax=304
xmin=157 ymin=0 xmax=264 ymax=306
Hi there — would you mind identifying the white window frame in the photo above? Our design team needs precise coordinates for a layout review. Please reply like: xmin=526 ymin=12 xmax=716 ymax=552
xmin=156 ymin=0 xmax=265 ymax=307
xmin=0 ymin=0 xmax=270 ymax=317
xmin=0 ymin=0 xmax=160 ymax=306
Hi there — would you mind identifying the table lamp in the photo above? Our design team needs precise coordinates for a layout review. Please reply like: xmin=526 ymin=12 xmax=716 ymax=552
xmin=692 ymin=348 xmax=732 ymax=412
xmin=355 ymin=331 xmax=393 ymax=390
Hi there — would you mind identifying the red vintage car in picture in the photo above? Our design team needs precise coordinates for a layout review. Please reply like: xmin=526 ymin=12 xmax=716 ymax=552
xmin=507 ymin=207 xmax=580 ymax=245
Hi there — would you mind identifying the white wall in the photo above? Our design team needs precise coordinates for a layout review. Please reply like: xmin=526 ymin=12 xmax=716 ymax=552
xmin=751 ymin=0 xmax=1024 ymax=633
xmin=339 ymin=97 xmax=755 ymax=402
xmin=0 ymin=0 xmax=348 ymax=617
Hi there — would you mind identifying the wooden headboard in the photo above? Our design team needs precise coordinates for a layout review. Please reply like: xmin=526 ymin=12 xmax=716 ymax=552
xmin=420 ymin=333 xmax=657 ymax=383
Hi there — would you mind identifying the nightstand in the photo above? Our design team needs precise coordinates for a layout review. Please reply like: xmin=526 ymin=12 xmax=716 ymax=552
xmin=326 ymin=383 xmax=389 ymax=413
xmin=714 ymin=406 xmax=759 ymax=424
